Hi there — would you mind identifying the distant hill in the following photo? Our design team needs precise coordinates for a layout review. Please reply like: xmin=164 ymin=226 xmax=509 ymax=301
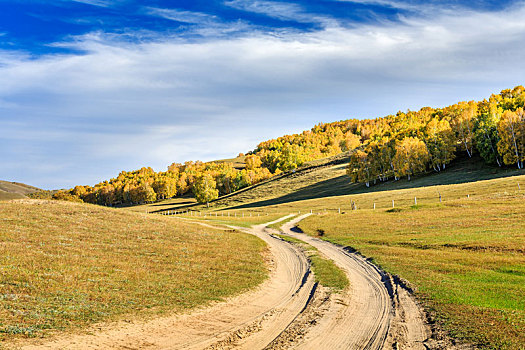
xmin=0 ymin=180 xmax=41 ymax=200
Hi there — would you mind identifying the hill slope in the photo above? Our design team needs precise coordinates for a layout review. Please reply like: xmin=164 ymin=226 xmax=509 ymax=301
xmin=145 ymin=153 xmax=524 ymax=213
xmin=0 ymin=180 xmax=41 ymax=200
xmin=0 ymin=199 xmax=266 ymax=344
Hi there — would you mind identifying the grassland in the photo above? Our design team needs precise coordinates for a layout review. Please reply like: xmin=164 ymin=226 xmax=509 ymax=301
xmin=163 ymin=154 xmax=525 ymax=349
xmin=0 ymin=200 xmax=267 ymax=344
xmin=172 ymin=213 xmax=286 ymax=228
xmin=296 ymin=183 xmax=525 ymax=349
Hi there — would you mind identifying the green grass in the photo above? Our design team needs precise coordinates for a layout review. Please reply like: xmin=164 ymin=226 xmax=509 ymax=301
xmin=209 ymin=154 xmax=524 ymax=211
xmin=117 ymin=154 xmax=525 ymax=348
xmin=297 ymin=195 xmax=525 ymax=349
xmin=157 ymin=211 xmax=287 ymax=228
xmin=275 ymin=234 xmax=349 ymax=291
xmin=0 ymin=199 xmax=267 ymax=344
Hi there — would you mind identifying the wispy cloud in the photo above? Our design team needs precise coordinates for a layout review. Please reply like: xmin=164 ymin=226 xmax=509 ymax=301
xmin=2 ymin=2 xmax=525 ymax=188
xmin=332 ymin=0 xmax=422 ymax=11
xmin=224 ymin=0 xmax=336 ymax=26
xmin=143 ymin=7 xmax=218 ymax=25
xmin=67 ymin=0 xmax=116 ymax=8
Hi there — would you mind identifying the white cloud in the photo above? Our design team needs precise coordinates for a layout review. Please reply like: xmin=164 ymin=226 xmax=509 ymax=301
xmin=68 ymin=0 xmax=115 ymax=7
xmin=143 ymin=7 xmax=218 ymax=25
xmin=1 ymin=3 xmax=525 ymax=188
xmin=224 ymin=0 xmax=336 ymax=26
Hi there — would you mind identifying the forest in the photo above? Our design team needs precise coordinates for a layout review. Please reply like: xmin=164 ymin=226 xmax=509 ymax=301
xmin=37 ymin=85 xmax=525 ymax=205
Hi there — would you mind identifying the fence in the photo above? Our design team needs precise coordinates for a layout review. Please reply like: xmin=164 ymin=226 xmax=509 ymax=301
xmin=148 ymin=181 xmax=523 ymax=216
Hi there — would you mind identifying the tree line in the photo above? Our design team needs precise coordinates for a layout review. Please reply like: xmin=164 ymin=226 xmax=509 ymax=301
xmin=36 ymin=85 xmax=524 ymax=204
xmin=34 ymin=157 xmax=272 ymax=206
xmin=346 ymin=86 xmax=525 ymax=186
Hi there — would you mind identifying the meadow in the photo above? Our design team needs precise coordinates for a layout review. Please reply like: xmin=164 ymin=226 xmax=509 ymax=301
xmin=176 ymin=155 xmax=525 ymax=349
xmin=275 ymin=234 xmax=349 ymax=291
xmin=295 ymin=179 xmax=525 ymax=349
xmin=0 ymin=200 xmax=267 ymax=344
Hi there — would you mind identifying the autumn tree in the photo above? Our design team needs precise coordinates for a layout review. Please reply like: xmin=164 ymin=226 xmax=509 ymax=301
xmin=474 ymin=99 xmax=502 ymax=166
xmin=449 ymin=101 xmax=477 ymax=157
xmin=152 ymin=177 xmax=177 ymax=200
xmin=392 ymin=137 xmax=429 ymax=180
xmin=340 ymin=132 xmax=361 ymax=152
xmin=424 ymin=118 xmax=456 ymax=171
xmin=497 ymin=109 xmax=525 ymax=169
xmin=193 ymin=174 xmax=219 ymax=207
xmin=347 ymin=150 xmax=374 ymax=187
xmin=245 ymin=154 xmax=262 ymax=170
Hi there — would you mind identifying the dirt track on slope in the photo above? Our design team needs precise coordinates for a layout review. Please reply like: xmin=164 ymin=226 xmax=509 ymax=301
xmin=18 ymin=215 xmax=317 ymax=350
xmin=17 ymin=214 xmax=466 ymax=349
xmin=279 ymin=214 xmax=470 ymax=350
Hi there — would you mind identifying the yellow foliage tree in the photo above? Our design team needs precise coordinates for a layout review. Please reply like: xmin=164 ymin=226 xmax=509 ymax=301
xmin=497 ymin=109 xmax=525 ymax=169
xmin=393 ymin=137 xmax=429 ymax=180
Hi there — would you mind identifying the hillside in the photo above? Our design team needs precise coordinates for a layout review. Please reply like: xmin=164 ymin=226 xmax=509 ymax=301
xmin=47 ymin=85 xmax=525 ymax=208
xmin=143 ymin=153 xmax=524 ymax=214
xmin=164 ymin=165 xmax=525 ymax=349
xmin=0 ymin=180 xmax=41 ymax=200
xmin=0 ymin=199 xmax=266 ymax=344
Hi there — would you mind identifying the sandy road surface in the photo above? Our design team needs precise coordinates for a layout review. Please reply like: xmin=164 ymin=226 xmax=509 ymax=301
xmin=15 ymin=214 xmax=458 ymax=350
xmin=280 ymin=214 xmax=442 ymax=350
xmin=17 ymin=215 xmax=317 ymax=350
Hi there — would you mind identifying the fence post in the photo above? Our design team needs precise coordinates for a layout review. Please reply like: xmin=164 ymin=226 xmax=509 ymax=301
xmin=373 ymin=203 xmax=376 ymax=210
xmin=392 ymin=200 xmax=395 ymax=208
xmin=338 ymin=208 xmax=341 ymax=214
xmin=414 ymin=197 xmax=417 ymax=205
xmin=518 ymin=183 xmax=521 ymax=190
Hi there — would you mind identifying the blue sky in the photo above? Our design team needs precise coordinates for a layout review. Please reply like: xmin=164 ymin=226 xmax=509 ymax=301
xmin=1 ymin=0 xmax=525 ymax=189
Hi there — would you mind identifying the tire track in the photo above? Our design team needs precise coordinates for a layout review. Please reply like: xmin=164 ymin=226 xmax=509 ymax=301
xmin=280 ymin=214 xmax=431 ymax=350
xmin=18 ymin=215 xmax=317 ymax=350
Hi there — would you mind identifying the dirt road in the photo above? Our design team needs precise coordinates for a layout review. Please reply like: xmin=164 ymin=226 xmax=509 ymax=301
xmin=19 ymin=215 xmax=317 ymax=350
xmin=19 ymin=214 xmax=450 ymax=350
xmin=280 ymin=214 xmax=431 ymax=350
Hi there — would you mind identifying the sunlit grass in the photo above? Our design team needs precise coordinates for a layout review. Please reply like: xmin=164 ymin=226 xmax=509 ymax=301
xmin=297 ymin=193 xmax=525 ymax=349
xmin=0 ymin=200 xmax=267 ymax=343
xmin=201 ymin=162 xmax=525 ymax=349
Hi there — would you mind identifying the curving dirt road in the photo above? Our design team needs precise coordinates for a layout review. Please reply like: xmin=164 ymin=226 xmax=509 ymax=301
xmin=19 ymin=215 xmax=317 ymax=350
xmin=18 ymin=214 xmax=454 ymax=350
xmin=279 ymin=214 xmax=431 ymax=350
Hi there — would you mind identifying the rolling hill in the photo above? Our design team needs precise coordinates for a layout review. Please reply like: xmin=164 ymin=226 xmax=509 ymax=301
xmin=0 ymin=200 xmax=266 ymax=345
xmin=141 ymin=154 xmax=525 ymax=349
xmin=0 ymin=180 xmax=41 ymax=200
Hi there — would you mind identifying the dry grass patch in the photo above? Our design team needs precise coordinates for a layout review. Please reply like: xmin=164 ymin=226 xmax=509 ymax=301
xmin=0 ymin=200 xmax=267 ymax=343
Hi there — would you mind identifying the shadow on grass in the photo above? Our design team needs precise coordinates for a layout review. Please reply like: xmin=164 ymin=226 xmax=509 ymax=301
xmin=225 ymin=154 xmax=525 ymax=210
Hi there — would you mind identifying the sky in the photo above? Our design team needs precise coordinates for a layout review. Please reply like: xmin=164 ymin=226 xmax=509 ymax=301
xmin=1 ymin=0 xmax=525 ymax=189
